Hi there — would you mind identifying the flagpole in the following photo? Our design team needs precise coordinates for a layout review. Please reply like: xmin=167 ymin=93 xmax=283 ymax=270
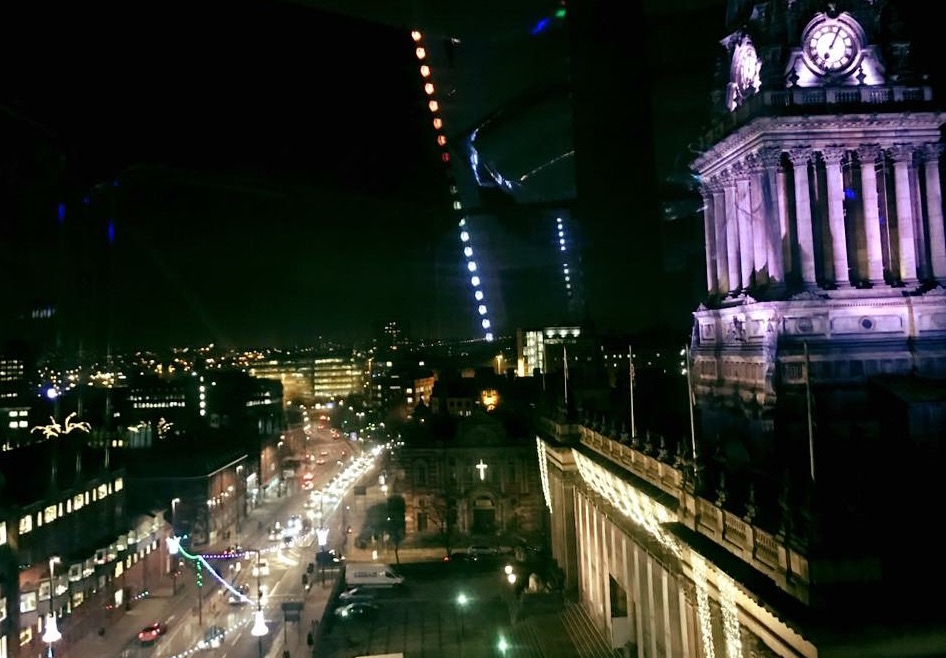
xmin=685 ymin=344 xmax=698 ymax=462
xmin=563 ymin=345 xmax=569 ymax=408
xmin=628 ymin=345 xmax=636 ymax=439
xmin=804 ymin=341 xmax=815 ymax=482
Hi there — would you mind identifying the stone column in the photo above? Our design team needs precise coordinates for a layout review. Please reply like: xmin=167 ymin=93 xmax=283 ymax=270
xmin=747 ymin=153 xmax=769 ymax=286
xmin=922 ymin=144 xmax=946 ymax=282
xmin=888 ymin=145 xmax=919 ymax=284
xmin=712 ymin=179 xmax=729 ymax=292
xmin=821 ymin=146 xmax=851 ymax=287
xmin=723 ymin=173 xmax=742 ymax=293
xmin=759 ymin=147 xmax=786 ymax=286
xmin=787 ymin=148 xmax=818 ymax=286
xmin=700 ymin=185 xmax=718 ymax=295
xmin=735 ymin=162 xmax=755 ymax=288
xmin=858 ymin=145 xmax=885 ymax=285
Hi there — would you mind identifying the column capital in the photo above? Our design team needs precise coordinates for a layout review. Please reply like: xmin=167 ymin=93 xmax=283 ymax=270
xmin=820 ymin=146 xmax=847 ymax=165
xmin=756 ymin=146 xmax=783 ymax=169
xmin=786 ymin=147 xmax=811 ymax=166
xmin=731 ymin=161 xmax=747 ymax=178
xmin=886 ymin=144 xmax=916 ymax=163
xmin=921 ymin=143 xmax=945 ymax=163
xmin=857 ymin=143 xmax=882 ymax=163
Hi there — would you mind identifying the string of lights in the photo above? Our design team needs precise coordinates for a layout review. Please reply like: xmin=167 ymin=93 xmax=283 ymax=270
xmin=569 ymin=448 xmax=743 ymax=655
xmin=536 ymin=437 xmax=553 ymax=514
xmin=556 ymin=216 xmax=574 ymax=304
xmin=410 ymin=29 xmax=494 ymax=342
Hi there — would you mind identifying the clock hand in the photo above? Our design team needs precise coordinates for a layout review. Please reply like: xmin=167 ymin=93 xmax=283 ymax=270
xmin=829 ymin=28 xmax=841 ymax=51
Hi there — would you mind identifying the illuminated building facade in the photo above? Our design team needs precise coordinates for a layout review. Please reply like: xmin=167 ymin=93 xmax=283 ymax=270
xmin=2 ymin=440 xmax=168 ymax=658
xmin=391 ymin=414 xmax=544 ymax=541
xmin=536 ymin=2 xmax=946 ymax=656
xmin=312 ymin=356 xmax=363 ymax=400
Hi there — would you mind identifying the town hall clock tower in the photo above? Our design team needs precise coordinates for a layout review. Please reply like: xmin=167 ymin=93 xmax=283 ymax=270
xmin=690 ymin=0 xmax=946 ymax=488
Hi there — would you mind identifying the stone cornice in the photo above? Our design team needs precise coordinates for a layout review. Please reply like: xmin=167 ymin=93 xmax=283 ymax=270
xmin=692 ymin=112 xmax=945 ymax=177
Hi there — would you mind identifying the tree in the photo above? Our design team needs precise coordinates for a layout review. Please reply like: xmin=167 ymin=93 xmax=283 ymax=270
xmin=386 ymin=495 xmax=406 ymax=565
xmin=419 ymin=491 xmax=458 ymax=556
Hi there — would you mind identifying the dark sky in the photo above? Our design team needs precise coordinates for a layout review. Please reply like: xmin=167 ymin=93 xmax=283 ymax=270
xmin=1 ymin=0 xmax=728 ymax=350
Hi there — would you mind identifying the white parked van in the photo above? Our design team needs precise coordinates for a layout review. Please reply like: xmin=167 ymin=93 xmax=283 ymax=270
xmin=344 ymin=563 xmax=404 ymax=588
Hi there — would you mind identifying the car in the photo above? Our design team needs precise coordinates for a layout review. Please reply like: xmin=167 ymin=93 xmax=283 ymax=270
xmin=138 ymin=621 xmax=168 ymax=644
xmin=339 ymin=587 xmax=377 ymax=603
xmin=252 ymin=560 xmax=270 ymax=577
xmin=197 ymin=625 xmax=226 ymax=650
xmin=467 ymin=545 xmax=498 ymax=556
xmin=228 ymin=583 xmax=250 ymax=605
xmin=334 ymin=602 xmax=379 ymax=620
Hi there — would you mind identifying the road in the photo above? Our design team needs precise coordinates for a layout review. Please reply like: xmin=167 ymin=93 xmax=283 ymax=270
xmin=96 ymin=426 xmax=378 ymax=658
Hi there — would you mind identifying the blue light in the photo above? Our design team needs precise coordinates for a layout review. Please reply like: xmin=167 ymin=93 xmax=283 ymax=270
xmin=57 ymin=203 xmax=66 ymax=224
xmin=113 ymin=180 xmax=119 ymax=187
xmin=843 ymin=188 xmax=857 ymax=201
xmin=46 ymin=388 xmax=58 ymax=400
xmin=83 ymin=196 xmax=90 ymax=205
xmin=107 ymin=220 xmax=115 ymax=244
xmin=531 ymin=17 xmax=551 ymax=35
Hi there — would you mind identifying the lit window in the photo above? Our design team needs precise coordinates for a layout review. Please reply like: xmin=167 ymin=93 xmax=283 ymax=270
xmin=97 ymin=484 xmax=108 ymax=499
xmin=114 ymin=477 xmax=123 ymax=492
xmin=44 ymin=505 xmax=57 ymax=523
xmin=424 ymin=82 xmax=435 ymax=95
xmin=0 ymin=521 xmax=6 ymax=545
xmin=420 ymin=65 xmax=431 ymax=77
xmin=73 ymin=493 xmax=84 ymax=510
xmin=415 ymin=47 xmax=426 ymax=60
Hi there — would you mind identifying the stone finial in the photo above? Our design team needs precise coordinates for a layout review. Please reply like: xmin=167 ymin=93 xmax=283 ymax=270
xmin=658 ymin=437 xmax=669 ymax=462
xmin=716 ymin=471 xmax=728 ymax=507
xmin=744 ymin=482 xmax=758 ymax=524
xmin=630 ymin=431 xmax=642 ymax=451
xmin=777 ymin=472 xmax=792 ymax=538
xmin=674 ymin=441 xmax=687 ymax=469
xmin=619 ymin=423 xmax=628 ymax=444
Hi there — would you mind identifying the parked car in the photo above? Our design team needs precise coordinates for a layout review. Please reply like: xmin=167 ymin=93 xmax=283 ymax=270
xmin=137 ymin=621 xmax=168 ymax=644
xmin=252 ymin=560 xmax=270 ymax=577
xmin=334 ymin=602 xmax=379 ymax=621
xmin=339 ymin=587 xmax=377 ymax=603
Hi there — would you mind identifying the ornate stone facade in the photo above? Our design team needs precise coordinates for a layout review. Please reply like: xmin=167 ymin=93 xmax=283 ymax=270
xmin=387 ymin=415 xmax=544 ymax=544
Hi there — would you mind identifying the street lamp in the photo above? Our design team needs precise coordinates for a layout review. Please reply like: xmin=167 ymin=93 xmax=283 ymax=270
xmin=456 ymin=592 xmax=468 ymax=642
xmin=247 ymin=549 xmax=268 ymax=658
xmin=497 ymin=635 xmax=509 ymax=655
xmin=43 ymin=557 xmax=62 ymax=657
xmin=171 ymin=497 xmax=181 ymax=532
xmin=42 ymin=612 xmax=61 ymax=657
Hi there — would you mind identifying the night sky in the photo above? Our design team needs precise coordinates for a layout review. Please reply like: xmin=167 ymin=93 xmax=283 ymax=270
xmin=1 ymin=0 xmax=728 ymax=350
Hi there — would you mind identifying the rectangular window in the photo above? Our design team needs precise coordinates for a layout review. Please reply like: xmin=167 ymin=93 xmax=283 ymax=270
xmin=44 ymin=505 xmax=57 ymax=524
xmin=0 ymin=521 xmax=6 ymax=545
xmin=416 ymin=512 xmax=428 ymax=532
xmin=73 ymin=493 xmax=84 ymax=511
xmin=97 ymin=484 xmax=108 ymax=499
xmin=19 ymin=591 xmax=37 ymax=613
xmin=114 ymin=477 xmax=124 ymax=492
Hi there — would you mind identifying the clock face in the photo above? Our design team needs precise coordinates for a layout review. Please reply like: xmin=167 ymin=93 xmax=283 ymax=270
xmin=805 ymin=21 xmax=858 ymax=73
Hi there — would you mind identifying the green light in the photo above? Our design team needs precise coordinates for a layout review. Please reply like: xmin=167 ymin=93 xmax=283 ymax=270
xmin=555 ymin=8 xmax=566 ymax=18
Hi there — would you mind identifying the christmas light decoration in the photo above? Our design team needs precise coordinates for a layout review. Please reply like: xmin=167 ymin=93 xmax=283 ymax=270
xmin=536 ymin=437 xmax=553 ymax=513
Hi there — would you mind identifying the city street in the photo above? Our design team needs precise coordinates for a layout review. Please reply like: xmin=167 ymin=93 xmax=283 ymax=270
xmin=69 ymin=426 xmax=378 ymax=658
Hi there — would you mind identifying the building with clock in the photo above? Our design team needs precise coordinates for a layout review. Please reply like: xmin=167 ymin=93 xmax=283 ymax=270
xmin=690 ymin=0 xmax=946 ymax=502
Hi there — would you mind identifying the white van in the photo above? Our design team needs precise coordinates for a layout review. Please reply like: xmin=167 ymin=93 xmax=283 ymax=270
xmin=344 ymin=563 xmax=404 ymax=588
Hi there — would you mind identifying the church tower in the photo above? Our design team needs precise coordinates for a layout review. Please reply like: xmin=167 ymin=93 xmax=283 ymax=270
xmin=690 ymin=0 xmax=946 ymax=494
